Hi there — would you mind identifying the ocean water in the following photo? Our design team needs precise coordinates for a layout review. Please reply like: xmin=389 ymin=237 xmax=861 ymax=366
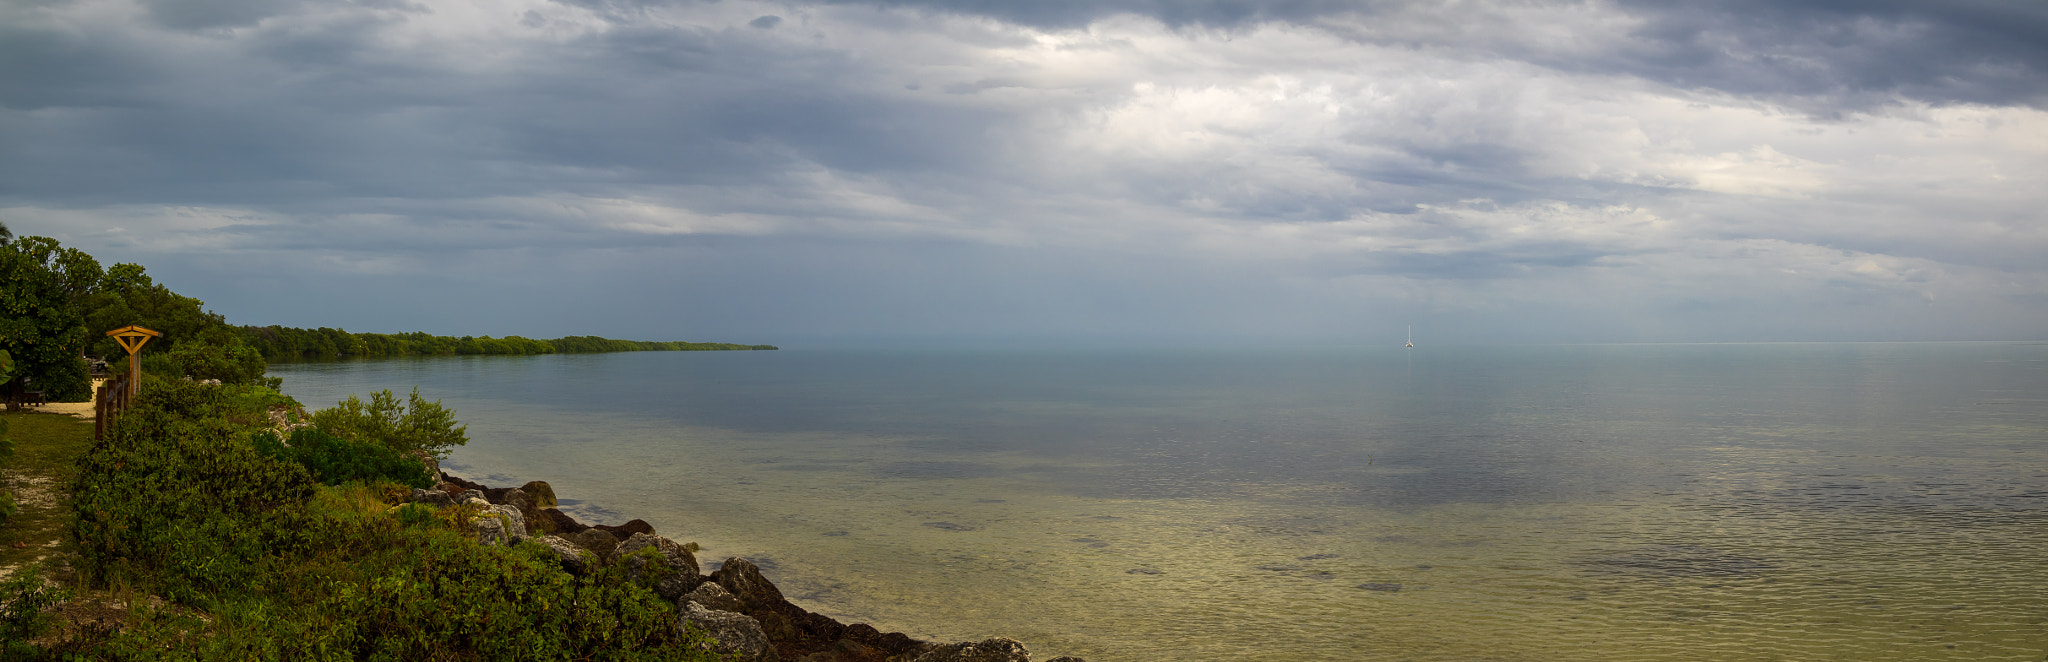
xmin=268 ymin=343 xmax=2048 ymax=661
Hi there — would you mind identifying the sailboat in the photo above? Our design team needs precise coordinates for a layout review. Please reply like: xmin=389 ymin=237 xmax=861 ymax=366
xmin=1405 ymin=325 xmax=1414 ymax=348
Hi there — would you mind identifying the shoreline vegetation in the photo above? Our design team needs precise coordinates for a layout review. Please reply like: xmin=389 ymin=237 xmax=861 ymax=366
xmin=2 ymin=234 xmax=1071 ymax=659
xmin=238 ymin=327 xmax=777 ymax=361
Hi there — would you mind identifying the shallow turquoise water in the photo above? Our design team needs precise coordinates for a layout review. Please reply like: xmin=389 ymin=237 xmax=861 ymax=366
xmin=270 ymin=343 xmax=2048 ymax=661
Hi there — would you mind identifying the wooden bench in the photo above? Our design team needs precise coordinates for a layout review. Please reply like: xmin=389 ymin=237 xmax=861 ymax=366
xmin=21 ymin=390 xmax=49 ymax=406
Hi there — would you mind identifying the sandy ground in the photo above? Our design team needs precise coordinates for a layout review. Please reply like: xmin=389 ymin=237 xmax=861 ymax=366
xmin=21 ymin=379 xmax=106 ymax=420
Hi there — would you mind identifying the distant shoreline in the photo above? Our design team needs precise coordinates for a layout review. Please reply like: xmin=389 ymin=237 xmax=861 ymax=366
xmin=238 ymin=325 xmax=776 ymax=361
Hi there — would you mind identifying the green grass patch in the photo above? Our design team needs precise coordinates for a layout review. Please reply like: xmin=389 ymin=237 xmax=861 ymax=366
xmin=0 ymin=411 xmax=95 ymax=565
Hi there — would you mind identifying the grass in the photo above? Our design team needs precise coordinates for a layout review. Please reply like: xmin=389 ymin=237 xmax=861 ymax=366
xmin=0 ymin=411 xmax=95 ymax=571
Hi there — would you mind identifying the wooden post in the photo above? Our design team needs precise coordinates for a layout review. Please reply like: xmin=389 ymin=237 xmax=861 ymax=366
xmin=95 ymin=383 xmax=107 ymax=440
xmin=105 ymin=325 xmax=161 ymax=399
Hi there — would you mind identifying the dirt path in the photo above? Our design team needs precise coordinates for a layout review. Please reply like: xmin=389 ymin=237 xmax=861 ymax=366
xmin=20 ymin=379 xmax=107 ymax=420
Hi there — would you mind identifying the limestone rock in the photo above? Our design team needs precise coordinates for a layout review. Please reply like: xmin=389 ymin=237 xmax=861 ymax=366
xmin=616 ymin=532 xmax=703 ymax=599
xmin=680 ymin=602 xmax=778 ymax=662
xmin=541 ymin=508 xmax=588 ymax=535
xmin=520 ymin=480 xmax=558 ymax=508
xmin=410 ymin=488 xmax=458 ymax=508
xmin=594 ymin=518 xmax=656 ymax=539
xmin=909 ymin=638 xmax=1031 ymax=662
xmin=570 ymin=528 xmax=621 ymax=564
xmin=491 ymin=508 xmax=528 ymax=545
xmin=684 ymin=581 xmax=746 ymax=613
xmin=440 ymin=473 xmax=488 ymax=491
xmin=470 ymin=500 xmax=527 ymax=546
xmin=474 ymin=515 xmax=509 ymax=546
xmin=710 ymin=557 xmax=786 ymax=611
xmin=534 ymin=535 xmax=594 ymax=575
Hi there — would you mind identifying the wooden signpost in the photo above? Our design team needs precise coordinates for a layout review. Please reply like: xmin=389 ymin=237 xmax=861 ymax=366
xmin=106 ymin=325 xmax=160 ymax=398
xmin=95 ymin=325 xmax=159 ymax=439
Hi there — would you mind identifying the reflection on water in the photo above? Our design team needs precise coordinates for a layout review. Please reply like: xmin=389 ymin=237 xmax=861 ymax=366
xmin=271 ymin=343 xmax=2048 ymax=661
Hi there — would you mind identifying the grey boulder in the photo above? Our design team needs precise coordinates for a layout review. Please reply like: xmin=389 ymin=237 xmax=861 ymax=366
xmin=410 ymin=488 xmax=458 ymax=508
xmin=680 ymin=601 xmax=777 ymax=661
xmin=533 ymin=535 xmax=595 ymax=575
xmin=682 ymin=581 xmax=746 ymax=613
xmin=473 ymin=503 xmax=529 ymax=546
xmin=616 ymin=532 xmax=703 ymax=599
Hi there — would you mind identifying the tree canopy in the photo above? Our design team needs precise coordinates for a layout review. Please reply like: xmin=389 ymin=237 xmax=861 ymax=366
xmin=0 ymin=236 xmax=96 ymax=402
xmin=1 ymin=236 xmax=271 ymax=402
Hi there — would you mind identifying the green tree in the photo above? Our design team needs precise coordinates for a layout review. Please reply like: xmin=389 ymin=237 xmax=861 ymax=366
xmin=0 ymin=236 xmax=93 ymax=403
xmin=81 ymin=262 xmax=269 ymax=385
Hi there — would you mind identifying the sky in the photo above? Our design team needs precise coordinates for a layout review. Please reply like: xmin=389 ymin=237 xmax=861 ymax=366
xmin=4 ymin=0 xmax=2046 ymax=347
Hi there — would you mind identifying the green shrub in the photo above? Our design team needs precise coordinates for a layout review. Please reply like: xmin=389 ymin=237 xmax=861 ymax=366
xmin=220 ymin=383 xmax=300 ymax=414
xmin=60 ymin=380 xmax=724 ymax=660
xmin=161 ymin=338 xmax=272 ymax=386
xmin=253 ymin=428 xmax=435 ymax=489
xmin=0 ymin=565 xmax=70 ymax=654
xmin=311 ymin=387 xmax=467 ymax=461
xmin=69 ymin=379 xmax=321 ymax=604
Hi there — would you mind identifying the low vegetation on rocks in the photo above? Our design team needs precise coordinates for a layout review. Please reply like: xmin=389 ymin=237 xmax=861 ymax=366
xmin=4 ymin=379 xmax=721 ymax=659
xmin=1 ymin=378 xmax=1088 ymax=661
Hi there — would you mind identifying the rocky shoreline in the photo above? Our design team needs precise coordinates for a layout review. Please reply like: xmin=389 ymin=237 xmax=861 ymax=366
xmin=420 ymin=472 xmax=1086 ymax=662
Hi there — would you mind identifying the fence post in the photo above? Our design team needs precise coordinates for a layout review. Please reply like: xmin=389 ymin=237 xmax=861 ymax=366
xmin=94 ymin=383 xmax=106 ymax=440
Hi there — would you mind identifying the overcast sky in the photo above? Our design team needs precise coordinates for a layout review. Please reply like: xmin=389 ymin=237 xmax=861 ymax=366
xmin=4 ymin=0 xmax=2045 ymax=346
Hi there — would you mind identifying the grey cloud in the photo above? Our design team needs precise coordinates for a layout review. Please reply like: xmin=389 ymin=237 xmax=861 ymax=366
xmin=809 ymin=0 xmax=1361 ymax=29
xmin=2 ymin=0 xmax=2043 ymax=344
xmin=1596 ymin=0 xmax=2048 ymax=109
xmin=144 ymin=0 xmax=308 ymax=30
xmin=822 ymin=0 xmax=2048 ymax=108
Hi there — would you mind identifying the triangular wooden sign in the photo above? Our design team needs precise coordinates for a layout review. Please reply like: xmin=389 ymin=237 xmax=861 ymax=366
xmin=105 ymin=325 xmax=162 ymax=356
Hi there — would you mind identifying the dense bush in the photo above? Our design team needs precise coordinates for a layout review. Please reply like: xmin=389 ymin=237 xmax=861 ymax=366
xmin=253 ymin=428 xmax=435 ymax=489
xmin=69 ymin=379 xmax=322 ymax=603
xmin=310 ymin=387 xmax=468 ymax=461
xmin=60 ymin=379 xmax=723 ymax=659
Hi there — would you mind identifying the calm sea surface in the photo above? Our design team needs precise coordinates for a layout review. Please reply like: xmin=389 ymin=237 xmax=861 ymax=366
xmin=269 ymin=343 xmax=2048 ymax=661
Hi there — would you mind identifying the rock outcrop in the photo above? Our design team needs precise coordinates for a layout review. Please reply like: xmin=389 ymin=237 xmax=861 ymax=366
xmin=410 ymin=474 xmax=1085 ymax=662
xmin=569 ymin=528 xmax=622 ymax=564
xmin=541 ymin=507 xmax=588 ymax=535
xmin=532 ymin=535 xmax=593 ymax=576
xmin=709 ymin=557 xmax=927 ymax=661
xmin=683 ymin=582 xmax=746 ymax=613
xmin=681 ymin=602 xmax=778 ymax=662
xmin=908 ymin=638 xmax=1032 ymax=662
xmin=617 ymin=532 xmax=704 ymax=599
xmin=470 ymin=499 xmax=528 ymax=547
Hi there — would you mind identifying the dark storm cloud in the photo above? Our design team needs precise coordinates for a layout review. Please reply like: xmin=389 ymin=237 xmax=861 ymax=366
xmin=2 ymin=0 xmax=2043 ymax=343
xmin=1599 ymin=0 xmax=2048 ymax=108
xmin=825 ymin=0 xmax=2048 ymax=108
